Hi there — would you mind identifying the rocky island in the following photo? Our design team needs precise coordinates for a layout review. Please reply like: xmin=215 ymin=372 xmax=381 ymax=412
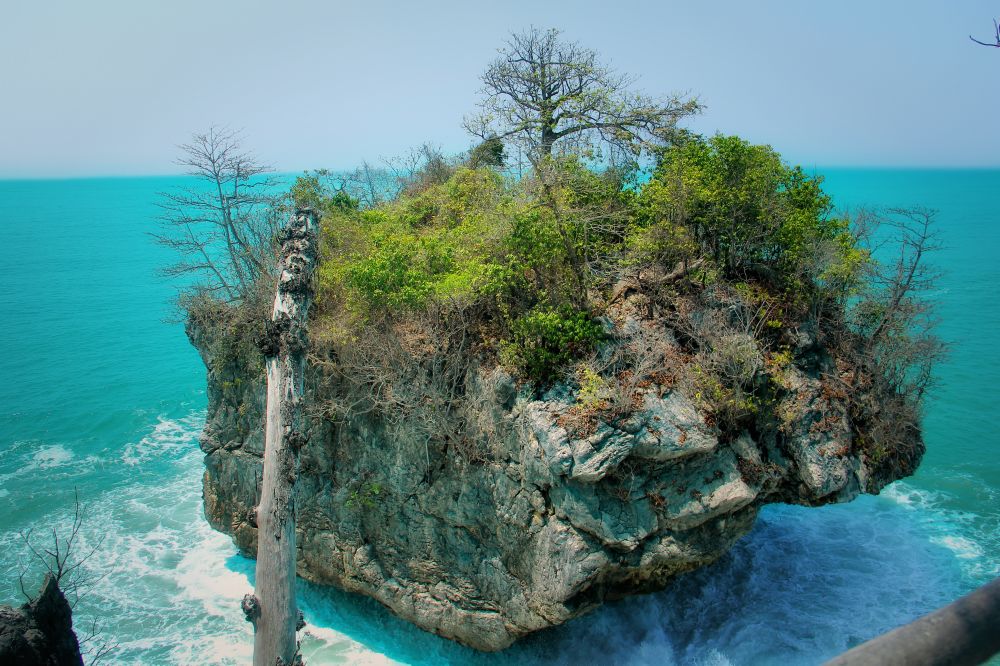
xmin=190 ymin=244 xmax=925 ymax=651
xmin=165 ymin=29 xmax=939 ymax=654
xmin=185 ymin=158 xmax=932 ymax=652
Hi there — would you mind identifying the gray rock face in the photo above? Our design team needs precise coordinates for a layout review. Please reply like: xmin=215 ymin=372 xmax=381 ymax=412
xmin=189 ymin=302 xmax=923 ymax=652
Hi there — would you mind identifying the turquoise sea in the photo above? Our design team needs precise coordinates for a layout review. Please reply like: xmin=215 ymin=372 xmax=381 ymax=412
xmin=0 ymin=170 xmax=997 ymax=665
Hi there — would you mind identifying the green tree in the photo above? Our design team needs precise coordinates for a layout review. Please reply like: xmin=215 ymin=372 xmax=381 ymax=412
xmin=465 ymin=27 xmax=700 ymax=167
xmin=640 ymin=134 xmax=861 ymax=291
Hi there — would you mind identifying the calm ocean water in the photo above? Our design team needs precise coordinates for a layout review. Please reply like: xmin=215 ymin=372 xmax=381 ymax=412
xmin=0 ymin=170 xmax=997 ymax=664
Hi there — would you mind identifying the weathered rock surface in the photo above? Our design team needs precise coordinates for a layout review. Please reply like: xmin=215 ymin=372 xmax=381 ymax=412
xmin=189 ymin=295 xmax=924 ymax=651
xmin=0 ymin=575 xmax=83 ymax=666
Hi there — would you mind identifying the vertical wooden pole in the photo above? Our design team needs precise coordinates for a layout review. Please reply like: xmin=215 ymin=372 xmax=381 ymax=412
xmin=244 ymin=208 xmax=317 ymax=666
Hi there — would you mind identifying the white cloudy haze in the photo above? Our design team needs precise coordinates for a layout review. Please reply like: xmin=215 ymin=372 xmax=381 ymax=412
xmin=1 ymin=0 xmax=998 ymax=177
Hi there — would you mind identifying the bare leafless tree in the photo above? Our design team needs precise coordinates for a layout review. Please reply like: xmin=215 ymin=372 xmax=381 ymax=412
xmin=386 ymin=143 xmax=456 ymax=196
xmin=18 ymin=490 xmax=117 ymax=664
xmin=350 ymin=161 xmax=395 ymax=207
xmin=153 ymin=127 xmax=283 ymax=302
xmin=970 ymin=18 xmax=1000 ymax=47
xmin=304 ymin=162 xmax=398 ymax=209
xmin=851 ymin=207 xmax=945 ymax=406
xmin=465 ymin=27 xmax=700 ymax=167
xmin=19 ymin=492 xmax=105 ymax=608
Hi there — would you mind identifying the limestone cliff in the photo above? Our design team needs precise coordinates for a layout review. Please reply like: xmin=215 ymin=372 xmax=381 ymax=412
xmin=189 ymin=285 xmax=923 ymax=652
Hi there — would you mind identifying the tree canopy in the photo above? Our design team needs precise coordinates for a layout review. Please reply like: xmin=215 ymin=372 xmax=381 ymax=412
xmin=465 ymin=27 xmax=700 ymax=167
xmin=636 ymin=133 xmax=864 ymax=290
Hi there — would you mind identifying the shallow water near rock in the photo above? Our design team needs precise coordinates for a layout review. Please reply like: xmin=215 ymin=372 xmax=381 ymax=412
xmin=0 ymin=170 xmax=997 ymax=664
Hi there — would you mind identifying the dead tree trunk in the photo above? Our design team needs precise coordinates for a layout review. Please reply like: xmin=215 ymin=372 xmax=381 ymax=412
xmin=244 ymin=208 xmax=317 ymax=666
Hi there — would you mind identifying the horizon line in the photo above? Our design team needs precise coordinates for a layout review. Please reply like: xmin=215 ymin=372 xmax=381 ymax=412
xmin=3 ymin=164 xmax=1000 ymax=183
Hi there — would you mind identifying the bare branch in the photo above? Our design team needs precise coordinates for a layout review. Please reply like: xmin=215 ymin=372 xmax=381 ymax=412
xmin=969 ymin=18 xmax=1000 ymax=47
xmin=155 ymin=126 xmax=281 ymax=303
xmin=847 ymin=207 xmax=945 ymax=410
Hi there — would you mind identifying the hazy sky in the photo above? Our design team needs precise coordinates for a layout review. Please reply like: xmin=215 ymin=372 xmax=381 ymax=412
xmin=2 ymin=0 xmax=998 ymax=177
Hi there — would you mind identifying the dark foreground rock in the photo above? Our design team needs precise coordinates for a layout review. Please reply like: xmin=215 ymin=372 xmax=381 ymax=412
xmin=0 ymin=575 xmax=83 ymax=666
xmin=190 ymin=289 xmax=924 ymax=651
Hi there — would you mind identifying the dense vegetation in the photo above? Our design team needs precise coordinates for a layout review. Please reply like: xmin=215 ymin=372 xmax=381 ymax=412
xmin=284 ymin=131 xmax=934 ymax=467
xmin=303 ymin=135 xmax=863 ymax=376
xmin=304 ymin=136 xmax=852 ymax=358
xmin=176 ymin=28 xmax=941 ymax=474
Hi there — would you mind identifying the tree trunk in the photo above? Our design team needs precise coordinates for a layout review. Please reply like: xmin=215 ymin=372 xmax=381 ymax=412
xmin=248 ymin=208 xmax=317 ymax=666
xmin=540 ymin=129 xmax=556 ymax=157
xmin=540 ymin=105 xmax=557 ymax=158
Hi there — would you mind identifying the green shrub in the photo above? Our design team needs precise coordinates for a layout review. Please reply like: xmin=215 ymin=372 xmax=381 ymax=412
xmin=577 ymin=366 xmax=612 ymax=410
xmin=316 ymin=166 xmax=518 ymax=316
xmin=343 ymin=233 xmax=437 ymax=309
xmin=501 ymin=305 xmax=605 ymax=382
xmin=469 ymin=137 xmax=506 ymax=169
xmin=639 ymin=133 xmax=863 ymax=296
xmin=346 ymin=482 xmax=383 ymax=508
xmin=290 ymin=171 xmax=360 ymax=212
